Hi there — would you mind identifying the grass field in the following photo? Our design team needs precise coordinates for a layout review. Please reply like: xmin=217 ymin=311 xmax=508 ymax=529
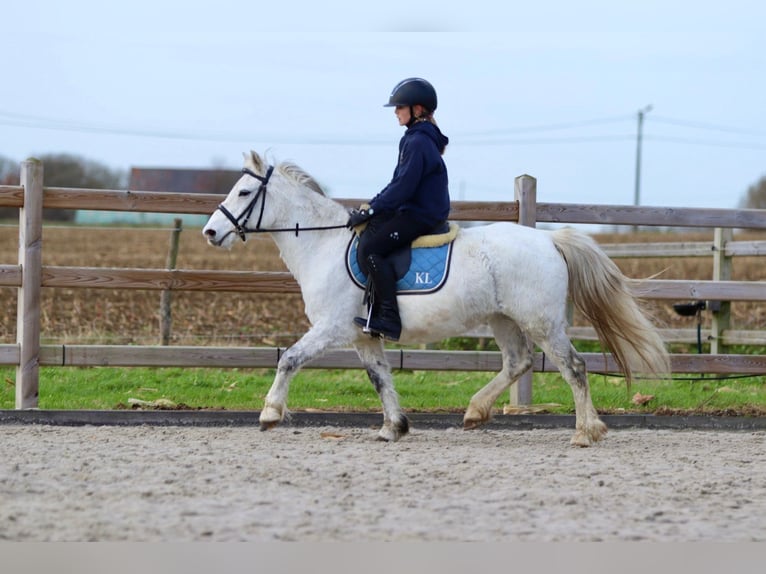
xmin=0 ymin=222 xmax=764 ymax=413
xmin=3 ymin=366 xmax=766 ymax=415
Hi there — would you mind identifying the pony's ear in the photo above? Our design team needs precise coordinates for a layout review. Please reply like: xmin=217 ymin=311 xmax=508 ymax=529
xmin=249 ymin=150 xmax=262 ymax=171
xmin=242 ymin=150 xmax=264 ymax=173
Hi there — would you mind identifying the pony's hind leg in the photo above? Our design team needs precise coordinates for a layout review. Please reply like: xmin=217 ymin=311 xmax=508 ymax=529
xmin=538 ymin=332 xmax=607 ymax=447
xmin=464 ymin=316 xmax=533 ymax=430
xmin=354 ymin=338 xmax=409 ymax=442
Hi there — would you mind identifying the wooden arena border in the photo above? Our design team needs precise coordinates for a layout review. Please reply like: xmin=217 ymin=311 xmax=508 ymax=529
xmin=1 ymin=159 xmax=766 ymax=409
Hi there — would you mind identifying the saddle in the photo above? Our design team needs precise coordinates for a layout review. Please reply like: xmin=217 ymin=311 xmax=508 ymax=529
xmin=345 ymin=222 xmax=459 ymax=295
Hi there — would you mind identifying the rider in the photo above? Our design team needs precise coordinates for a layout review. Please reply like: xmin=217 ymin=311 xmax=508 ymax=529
xmin=346 ymin=77 xmax=451 ymax=341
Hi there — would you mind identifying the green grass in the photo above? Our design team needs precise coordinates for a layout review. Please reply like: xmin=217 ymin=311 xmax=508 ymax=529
xmin=2 ymin=366 xmax=765 ymax=415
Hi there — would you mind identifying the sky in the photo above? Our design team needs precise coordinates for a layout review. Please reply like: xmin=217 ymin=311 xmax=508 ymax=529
xmin=2 ymin=0 xmax=765 ymax=212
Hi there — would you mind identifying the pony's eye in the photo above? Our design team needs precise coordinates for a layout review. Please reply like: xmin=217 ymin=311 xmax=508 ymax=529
xmin=238 ymin=189 xmax=252 ymax=197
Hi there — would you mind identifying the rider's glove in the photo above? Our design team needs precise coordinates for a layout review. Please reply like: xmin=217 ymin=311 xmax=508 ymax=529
xmin=346 ymin=207 xmax=374 ymax=229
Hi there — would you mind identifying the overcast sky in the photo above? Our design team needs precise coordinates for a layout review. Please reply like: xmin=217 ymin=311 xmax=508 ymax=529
xmin=2 ymin=0 xmax=765 ymax=210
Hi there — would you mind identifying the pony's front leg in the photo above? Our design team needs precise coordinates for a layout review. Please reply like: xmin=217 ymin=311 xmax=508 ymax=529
xmin=260 ymin=329 xmax=329 ymax=431
xmin=354 ymin=338 xmax=409 ymax=442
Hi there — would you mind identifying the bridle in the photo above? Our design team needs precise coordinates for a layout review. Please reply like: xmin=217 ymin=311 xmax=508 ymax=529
xmin=216 ymin=165 xmax=347 ymax=241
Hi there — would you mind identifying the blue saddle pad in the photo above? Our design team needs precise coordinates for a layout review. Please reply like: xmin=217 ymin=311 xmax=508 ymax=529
xmin=345 ymin=236 xmax=454 ymax=295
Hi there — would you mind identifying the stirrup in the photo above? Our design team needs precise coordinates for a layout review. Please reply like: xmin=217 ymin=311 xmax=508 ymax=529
xmin=362 ymin=300 xmax=374 ymax=333
xmin=354 ymin=286 xmax=375 ymax=333
xmin=353 ymin=320 xmax=400 ymax=342
xmin=353 ymin=307 xmax=400 ymax=342
xmin=352 ymin=302 xmax=374 ymax=334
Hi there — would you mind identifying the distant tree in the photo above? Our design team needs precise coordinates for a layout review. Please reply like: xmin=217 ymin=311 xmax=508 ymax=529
xmin=41 ymin=154 xmax=127 ymax=221
xmin=739 ymin=174 xmax=766 ymax=209
xmin=0 ymin=154 xmax=128 ymax=221
xmin=40 ymin=153 xmax=127 ymax=190
xmin=0 ymin=155 xmax=17 ymax=184
xmin=0 ymin=155 xmax=19 ymax=221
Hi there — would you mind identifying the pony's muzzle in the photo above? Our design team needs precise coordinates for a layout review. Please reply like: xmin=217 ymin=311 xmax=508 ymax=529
xmin=203 ymin=226 xmax=231 ymax=248
xmin=203 ymin=227 xmax=220 ymax=245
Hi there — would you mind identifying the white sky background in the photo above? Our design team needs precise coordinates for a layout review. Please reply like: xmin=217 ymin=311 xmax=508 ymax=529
xmin=1 ymin=0 xmax=765 ymax=209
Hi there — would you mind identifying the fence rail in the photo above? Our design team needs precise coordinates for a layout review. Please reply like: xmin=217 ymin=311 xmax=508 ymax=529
xmin=0 ymin=345 xmax=764 ymax=374
xmin=2 ymin=160 xmax=766 ymax=409
xmin=1 ymin=266 xmax=765 ymax=300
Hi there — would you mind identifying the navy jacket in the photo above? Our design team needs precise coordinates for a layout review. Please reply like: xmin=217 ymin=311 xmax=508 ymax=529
xmin=369 ymin=121 xmax=450 ymax=227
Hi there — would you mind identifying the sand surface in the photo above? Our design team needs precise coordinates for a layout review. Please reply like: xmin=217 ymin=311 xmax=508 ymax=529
xmin=1 ymin=424 xmax=765 ymax=541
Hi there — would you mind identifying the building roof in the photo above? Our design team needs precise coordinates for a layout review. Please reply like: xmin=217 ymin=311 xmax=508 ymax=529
xmin=129 ymin=167 xmax=240 ymax=194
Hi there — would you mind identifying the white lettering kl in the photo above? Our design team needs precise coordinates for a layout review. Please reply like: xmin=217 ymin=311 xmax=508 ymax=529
xmin=415 ymin=272 xmax=431 ymax=284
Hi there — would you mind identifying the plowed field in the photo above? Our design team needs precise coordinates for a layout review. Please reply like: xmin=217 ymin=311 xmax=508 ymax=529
xmin=1 ymin=224 xmax=764 ymax=347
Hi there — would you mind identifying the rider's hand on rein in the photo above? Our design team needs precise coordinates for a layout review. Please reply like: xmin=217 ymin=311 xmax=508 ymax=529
xmin=346 ymin=207 xmax=374 ymax=229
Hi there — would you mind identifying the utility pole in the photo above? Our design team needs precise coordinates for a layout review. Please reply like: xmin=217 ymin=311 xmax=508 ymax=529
xmin=633 ymin=104 xmax=653 ymax=207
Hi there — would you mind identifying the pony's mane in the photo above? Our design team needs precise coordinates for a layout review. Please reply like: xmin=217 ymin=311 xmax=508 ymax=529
xmin=279 ymin=162 xmax=325 ymax=195
xmin=245 ymin=150 xmax=325 ymax=196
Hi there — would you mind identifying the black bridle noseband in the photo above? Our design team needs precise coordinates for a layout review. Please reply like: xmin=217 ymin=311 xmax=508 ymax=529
xmin=216 ymin=165 xmax=346 ymax=241
xmin=216 ymin=166 xmax=274 ymax=241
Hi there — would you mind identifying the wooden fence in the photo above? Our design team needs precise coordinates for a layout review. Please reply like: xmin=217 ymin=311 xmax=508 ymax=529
xmin=1 ymin=158 xmax=766 ymax=409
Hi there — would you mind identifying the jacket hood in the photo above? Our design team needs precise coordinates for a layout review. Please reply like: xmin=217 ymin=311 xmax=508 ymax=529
xmin=409 ymin=121 xmax=449 ymax=154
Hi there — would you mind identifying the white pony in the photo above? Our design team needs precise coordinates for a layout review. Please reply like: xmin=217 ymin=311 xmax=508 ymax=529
xmin=203 ymin=151 xmax=669 ymax=446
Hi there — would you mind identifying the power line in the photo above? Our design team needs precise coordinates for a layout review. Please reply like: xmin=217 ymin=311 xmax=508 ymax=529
xmin=454 ymin=114 xmax=634 ymax=137
xmin=651 ymin=115 xmax=766 ymax=137
xmin=0 ymin=110 xmax=392 ymax=146
xmin=2 ymin=109 xmax=766 ymax=149
xmin=645 ymin=135 xmax=766 ymax=150
xmin=456 ymin=134 xmax=635 ymax=146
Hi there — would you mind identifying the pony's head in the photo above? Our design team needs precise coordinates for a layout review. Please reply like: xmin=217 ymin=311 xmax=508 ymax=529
xmin=202 ymin=151 xmax=276 ymax=248
xmin=203 ymin=151 xmax=331 ymax=249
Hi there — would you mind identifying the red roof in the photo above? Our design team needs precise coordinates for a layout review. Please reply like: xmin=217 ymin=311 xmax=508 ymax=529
xmin=129 ymin=168 xmax=240 ymax=194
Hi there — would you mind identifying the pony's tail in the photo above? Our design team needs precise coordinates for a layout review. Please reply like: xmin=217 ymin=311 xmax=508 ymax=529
xmin=551 ymin=228 xmax=670 ymax=385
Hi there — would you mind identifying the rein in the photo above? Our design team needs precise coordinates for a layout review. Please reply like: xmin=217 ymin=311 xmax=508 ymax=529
xmin=216 ymin=166 xmax=347 ymax=240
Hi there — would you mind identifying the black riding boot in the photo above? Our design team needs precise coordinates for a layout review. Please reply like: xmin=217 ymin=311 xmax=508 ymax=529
xmin=353 ymin=254 xmax=402 ymax=341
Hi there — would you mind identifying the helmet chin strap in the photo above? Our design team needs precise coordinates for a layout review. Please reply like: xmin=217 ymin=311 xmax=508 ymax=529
xmin=406 ymin=105 xmax=429 ymax=128
xmin=406 ymin=106 xmax=417 ymax=128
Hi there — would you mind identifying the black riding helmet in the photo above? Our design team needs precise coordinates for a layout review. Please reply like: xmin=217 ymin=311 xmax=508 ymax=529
xmin=384 ymin=78 xmax=437 ymax=113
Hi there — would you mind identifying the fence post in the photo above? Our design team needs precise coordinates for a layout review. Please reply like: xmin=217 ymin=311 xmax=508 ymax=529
xmin=510 ymin=175 xmax=537 ymax=406
xmin=16 ymin=159 xmax=44 ymax=409
xmin=710 ymin=227 xmax=732 ymax=354
xmin=160 ymin=218 xmax=183 ymax=345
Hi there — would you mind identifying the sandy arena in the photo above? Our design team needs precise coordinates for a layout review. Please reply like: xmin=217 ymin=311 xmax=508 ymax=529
xmin=1 ymin=423 xmax=765 ymax=541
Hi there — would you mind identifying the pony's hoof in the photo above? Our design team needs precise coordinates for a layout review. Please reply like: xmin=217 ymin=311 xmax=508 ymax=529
xmin=463 ymin=419 xmax=483 ymax=431
xmin=376 ymin=416 xmax=410 ymax=442
xmin=571 ymin=419 xmax=608 ymax=446
xmin=588 ymin=420 xmax=608 ymax=443
xmin=376 ymin=428 xmax=398 ymax=442
xmin=259 ymin=404 xmax=284 ymax=430
xmin=570 ymin=431 xmax=592 ymax=447
xmin=463 ymin=406 xmax=490 ymax=430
